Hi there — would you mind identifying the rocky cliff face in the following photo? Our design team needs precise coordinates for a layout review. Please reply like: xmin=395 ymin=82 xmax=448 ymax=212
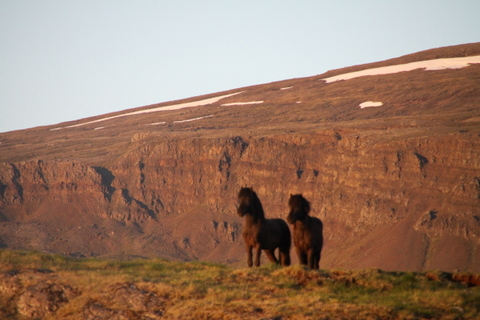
xmin=1 ymin=43 xmax=479 ymax=271
xmin=1 ymin=129 xmax=478 ymax=271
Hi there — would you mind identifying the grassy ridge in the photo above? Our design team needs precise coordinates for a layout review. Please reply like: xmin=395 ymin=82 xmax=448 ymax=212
xmin=0 ymin=250 xmax=479 ymax=319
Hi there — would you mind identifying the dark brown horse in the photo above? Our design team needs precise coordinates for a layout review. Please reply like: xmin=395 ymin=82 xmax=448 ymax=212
xmin=237 ymin=187 xmax=291 ymax=267
xmin=287 ymin=194 xmax=323 ymax=269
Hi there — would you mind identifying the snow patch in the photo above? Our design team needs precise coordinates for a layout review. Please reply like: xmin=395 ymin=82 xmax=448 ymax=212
xmin=94 ymin=127 xmax=105 ymax=130
xmin=50 ymin=92 xmax=242 ymax=130
xmin=221 ymin=101 xmax=264 ymax=106
xmin=173 ymin=115 xmax=214 ymax=124
xmin=322 ymin=55 xmax=480 ymax=83
xmin=146 ymin=122 xmax=166 ymax=126
xmin=359 ymin=101 xmax=383 ymax=108
xmin=280 ymin=86 xmax=293 ymax=90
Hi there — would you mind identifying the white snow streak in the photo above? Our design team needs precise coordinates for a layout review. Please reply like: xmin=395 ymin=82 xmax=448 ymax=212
xmin=221 ymin=101 xmax=264 ymax=106
xmin=50 ymin=92 xmax=242 ymax=130
xmin=173 ymin=115 xmax=214 ymax=124
xmin=359 ymin=101 xmax=383 ymax=108
xmin=322 ymin=55 xmax=480 ymax=83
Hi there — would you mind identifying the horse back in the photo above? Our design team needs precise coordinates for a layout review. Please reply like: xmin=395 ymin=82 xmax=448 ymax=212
xmin=310 ymin=216 xmax=323 ymax=231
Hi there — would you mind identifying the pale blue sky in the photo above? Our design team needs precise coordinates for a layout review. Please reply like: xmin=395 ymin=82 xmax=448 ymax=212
xmin=1 ymin=1 xmax=479 ymax=133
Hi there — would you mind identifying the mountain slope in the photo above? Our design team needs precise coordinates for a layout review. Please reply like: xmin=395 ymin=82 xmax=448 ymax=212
xmin=1 ymin=43 xmax=479 ymax=271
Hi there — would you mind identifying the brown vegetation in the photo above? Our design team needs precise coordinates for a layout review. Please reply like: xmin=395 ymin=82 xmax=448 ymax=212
xmin=1 ymin=250 xmax=479 ymax=319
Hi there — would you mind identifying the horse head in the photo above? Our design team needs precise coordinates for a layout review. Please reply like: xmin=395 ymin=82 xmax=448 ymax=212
xmin=237 ymin=187 xmax=264 ymax=219
xmin=287 ymin=194 xmax=310 ymax=224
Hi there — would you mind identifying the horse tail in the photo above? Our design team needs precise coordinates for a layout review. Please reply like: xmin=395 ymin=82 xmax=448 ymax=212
xmin=279 ymin=219 xmax=291 ymax=266
xmin=280 ymin=219 xmax=291 ymax=248
xmin=312 ymin=216 xmax=324 ymax=251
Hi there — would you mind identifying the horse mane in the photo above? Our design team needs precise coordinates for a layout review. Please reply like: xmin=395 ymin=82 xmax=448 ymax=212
xmin=287 ymin=194 xmax=311 ymax=223
xmin=238 ymin=187 xmax=265 ymax=220
xmin=289 ymin=194 xmax=310 ymax=214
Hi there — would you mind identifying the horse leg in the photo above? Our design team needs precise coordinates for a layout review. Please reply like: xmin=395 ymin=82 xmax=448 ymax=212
xmin=279 ymin=247 xmax=291 ymax=266
xmin=297 ymin=247 xmax=308 ymax=266
xmin=246 ymin=245 xmax=253 ymax=268
xmin=264 ymin=249 xmax=279 ymax=264
xmin=308 ymin=249 xmax=316 ymax=269
xmin=254 ymin=244 xmax=262 ymax=267
xmin=314 ymin=250 xmax=321 ymax=269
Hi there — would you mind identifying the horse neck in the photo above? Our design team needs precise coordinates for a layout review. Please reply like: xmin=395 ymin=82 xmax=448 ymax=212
xmin=295 ymin=212 xmax=310 ymax=224
xmin=292 ymin=216 xmax=310 ymax=232
xmin=244 ymin=212 xmax=266 ymax=226
xmin=248 ymin=198 xmax=266 ymax=224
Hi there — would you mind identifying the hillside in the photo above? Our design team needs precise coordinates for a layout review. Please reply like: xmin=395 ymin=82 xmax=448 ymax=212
xmin=0 ymin=42 xmax=479 ymax=272
xmin=1 ymin=250 xmax=479 ymax=319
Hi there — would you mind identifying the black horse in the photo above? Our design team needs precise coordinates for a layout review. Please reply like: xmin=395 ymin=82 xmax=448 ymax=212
xmin=287 ymin=194 xmax=323 ymax=269
xmin=237 ymin=187 xmax=291 ymax=267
